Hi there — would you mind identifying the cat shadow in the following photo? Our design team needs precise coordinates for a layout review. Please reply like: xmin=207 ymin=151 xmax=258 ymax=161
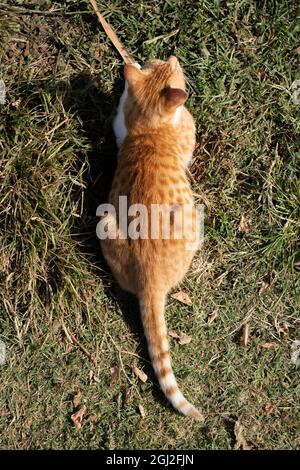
xmin=62 ymin=71 xmax=172 ymax=412
xmin=60 ymin=71 xmax=118 ymax=254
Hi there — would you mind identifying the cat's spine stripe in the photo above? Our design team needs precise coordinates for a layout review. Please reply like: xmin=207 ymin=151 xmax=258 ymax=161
xmin=140 ymin=293 xmax=203 ymax=421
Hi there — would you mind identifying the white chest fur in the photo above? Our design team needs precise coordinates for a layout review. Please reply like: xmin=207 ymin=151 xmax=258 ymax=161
xmin=112 ymin=81 xmax=128 ymax=148
xmin=113 ymin=63 xmax=141 ymax=148
xmin=172 ymin=106 xmax=182 ymax=126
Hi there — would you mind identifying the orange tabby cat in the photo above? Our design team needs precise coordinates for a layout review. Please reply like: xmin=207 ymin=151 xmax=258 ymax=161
xmin=100 ymin=56 xmax=203 ymax=420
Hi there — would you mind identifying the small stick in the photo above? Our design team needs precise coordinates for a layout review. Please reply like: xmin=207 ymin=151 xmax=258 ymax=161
xmin=89 ymin=0 xmax=135 ymax=64
xmin=186 ymin=167 xmax=197 ymax=185
xmin=61 ymin=321 xmax=97 ymax=365
xmin=240 ymin=323 xmax=249 ymax=347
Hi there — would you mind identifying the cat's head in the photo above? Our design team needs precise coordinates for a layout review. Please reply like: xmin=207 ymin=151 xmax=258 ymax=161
xmin=123 ymin=56 xmax=188 ymax=129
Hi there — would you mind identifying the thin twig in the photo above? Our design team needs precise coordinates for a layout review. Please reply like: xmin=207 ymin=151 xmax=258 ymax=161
xmin=89 ymin=0 xmax=134 ymax=64
xmin=104 ymin=328 xmax=141 ymax=393
xmin=186 ymin=167 xmax=197 ymax=185
xmin=0 ymin=6 xmax=90 ymax=15
xmin=61 ymin=321 xmax=97 ymax=365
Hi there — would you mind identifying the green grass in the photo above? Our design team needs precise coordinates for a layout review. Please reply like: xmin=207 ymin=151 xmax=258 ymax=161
xmin=0 ymin=0 xmax=299 ymax=450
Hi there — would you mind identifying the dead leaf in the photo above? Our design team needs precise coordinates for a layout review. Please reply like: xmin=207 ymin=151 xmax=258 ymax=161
xmin=72 ymin=391 xmax=82 ymax=409
xmin=238 ymin=215 xmax=250 ymax=233
xmin=171 ymin=291 xmax=192 ymax=306
xmin=260 ymin=342 xmax=278 ymax=349
xmin=168 ymin=330 xmax=181 ymax=339
xmin=89 ymin=370 xmax=100 ymax=384
xmin=0 ymin=409 xmax=11 ymax=417
xmin=207 ymin=310 xmax=218 ymax=324
xmin=178 ymin=332 xmax=192 ymax=345
xmin=132 ymin=366 xmax=148 ymax=383
xmin=279 ymin=322 xmax=289 ymax=336
xmin=122 ymin=386 xmax=130 ymax=406
xmin=169 ymin=330 xmax=192 ymax=345
xmin=71 ymin=405 xmax=86 ymax=430
xmin=138 ymin=404 xmax=146 ymax=418
xmin=12 ymin=98 xmax=21 ymax=108
xmin=259 ymin=281 xmax=270 ymax=295
xmin=265 ymin=401 xmax=272 ymax=416
xmin=234 ymin=420 xmax=252 ymax=450
xmin=240 ymin=323 xmax=249 ymax=347
xmin=110 ymin=367 xmax=119 ymax=386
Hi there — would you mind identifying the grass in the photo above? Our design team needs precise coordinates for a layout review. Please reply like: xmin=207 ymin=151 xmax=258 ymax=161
xmin=0 ymin=0 xmax=299 ymax=450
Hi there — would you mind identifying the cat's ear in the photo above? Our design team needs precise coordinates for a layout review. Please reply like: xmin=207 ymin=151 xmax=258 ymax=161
xmin=124 ymin=64 xmax=144 ymax=88
xmin=163 ymin=86 xmax=188 ymax=109
xmin=167 ymin=55 xmax=179 ymax=69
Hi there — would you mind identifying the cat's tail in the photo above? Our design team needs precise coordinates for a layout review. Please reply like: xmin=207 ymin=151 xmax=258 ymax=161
xmin=139 ymin=290 xmax=204 ymax=421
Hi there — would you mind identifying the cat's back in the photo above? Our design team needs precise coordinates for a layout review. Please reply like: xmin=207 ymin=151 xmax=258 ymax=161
xmin=110 ymin=132 xmax=193 ymax=207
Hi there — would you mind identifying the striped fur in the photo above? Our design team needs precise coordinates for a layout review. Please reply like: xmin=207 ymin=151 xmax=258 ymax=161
xmin=140 ymin=291 xmax=203 ymax=421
